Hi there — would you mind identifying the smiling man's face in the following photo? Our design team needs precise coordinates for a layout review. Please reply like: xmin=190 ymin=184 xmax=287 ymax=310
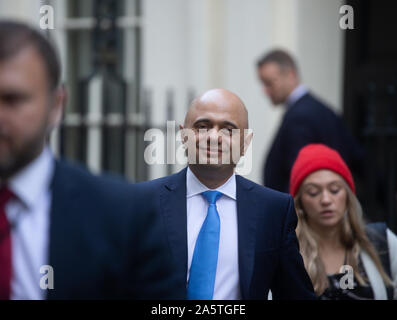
xmin=181 ymin=89 xmax=252 ymax=169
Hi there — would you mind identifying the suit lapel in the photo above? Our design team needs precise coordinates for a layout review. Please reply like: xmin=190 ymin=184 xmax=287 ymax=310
xmin=236 ymin=175 xmax=258 ymax=299
xmin=160 ymin=168 xmax=188 ymax=285
xmin=46 ymin=161 xmax=77 ymax=300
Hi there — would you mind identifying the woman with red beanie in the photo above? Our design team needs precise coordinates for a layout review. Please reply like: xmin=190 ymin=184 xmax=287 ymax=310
xmin=290 ymin=144 xmax=397 ymax=300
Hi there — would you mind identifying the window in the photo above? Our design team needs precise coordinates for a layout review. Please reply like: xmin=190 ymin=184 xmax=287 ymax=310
xmin=50 ymin=0 xmax=146 ymax=181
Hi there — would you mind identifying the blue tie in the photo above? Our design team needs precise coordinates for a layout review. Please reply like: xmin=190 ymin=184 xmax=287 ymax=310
xmin=187 ymin=190 xmax=223 ymax=300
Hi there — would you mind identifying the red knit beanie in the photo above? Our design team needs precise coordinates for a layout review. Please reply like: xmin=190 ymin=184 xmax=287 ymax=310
xmin=289 ymin=144 xmax=355 ymax=197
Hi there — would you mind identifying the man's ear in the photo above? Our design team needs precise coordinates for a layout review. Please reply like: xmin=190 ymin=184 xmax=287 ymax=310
xmin=49 ymin=84 xmax=67 ymax=130
xmin=179 ymin=125 xmax=187 ymax=143
xmin=287 ymin=67 xmax=299 ymax=83
xmin=242 ymin=130 xmax=253 ymax=156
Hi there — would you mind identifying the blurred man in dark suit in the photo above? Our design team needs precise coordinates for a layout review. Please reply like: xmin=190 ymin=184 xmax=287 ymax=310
xmin=257 ymin=49 xmax=364 ymax=193
xmin=0 ymin=20 xmax=182 ymax=300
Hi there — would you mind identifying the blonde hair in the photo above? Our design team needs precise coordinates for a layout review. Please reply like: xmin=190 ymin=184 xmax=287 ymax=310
xmin=295 ymin=181 xmax=393 ymax=296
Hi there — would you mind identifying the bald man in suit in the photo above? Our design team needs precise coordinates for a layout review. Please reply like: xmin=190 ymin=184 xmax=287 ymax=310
xmin=135 ymin=88 xmax=315 ymax=300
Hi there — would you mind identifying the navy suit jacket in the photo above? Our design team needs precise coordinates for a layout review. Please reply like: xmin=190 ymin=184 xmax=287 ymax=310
xmin=45 ymin=160 xmax=183 ymax=299
xmin=264 ymin=92 xmax=364 ymax=193
xmin=135 ymin=168 xmax=315 ymax=300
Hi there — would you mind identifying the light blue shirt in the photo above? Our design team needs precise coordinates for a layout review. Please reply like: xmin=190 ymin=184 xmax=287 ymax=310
xmin=6 ymin=147 xmax=54 ymax=300
xmin=286 ymin=84 xmax=308 ymax=109
xmin=186 ymin=167 xmax=241 ymax=299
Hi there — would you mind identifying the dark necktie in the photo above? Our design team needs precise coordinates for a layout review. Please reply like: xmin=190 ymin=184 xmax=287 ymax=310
xmin=187 ymin=190 xmax=223 ymax=300
xmin=0 ymin=186 xmax=13 ymax=300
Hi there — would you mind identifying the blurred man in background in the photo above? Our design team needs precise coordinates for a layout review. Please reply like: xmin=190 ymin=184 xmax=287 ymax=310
xmin=0 ymin=20 xmax=182 ymax=300
xmin=257 ymin=49 xmax=364 ymax=193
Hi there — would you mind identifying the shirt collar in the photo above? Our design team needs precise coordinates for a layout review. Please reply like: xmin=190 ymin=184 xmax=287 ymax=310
xmin=286 ymin=84 xmax=308 ymax=108
xmin=186 ymin=167 xmax=236 ymax=200
xmin=8 ymin=147 xmax=55 ymax=209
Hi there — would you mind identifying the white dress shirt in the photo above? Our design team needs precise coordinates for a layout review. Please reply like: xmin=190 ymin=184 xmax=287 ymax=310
xmin=186 ymin=167 xmax=241 ymax=299
xmin=4 ymin=147 xmax=54 ymax=300
xmin=286 ymin=84 xmax=308 ymax=109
